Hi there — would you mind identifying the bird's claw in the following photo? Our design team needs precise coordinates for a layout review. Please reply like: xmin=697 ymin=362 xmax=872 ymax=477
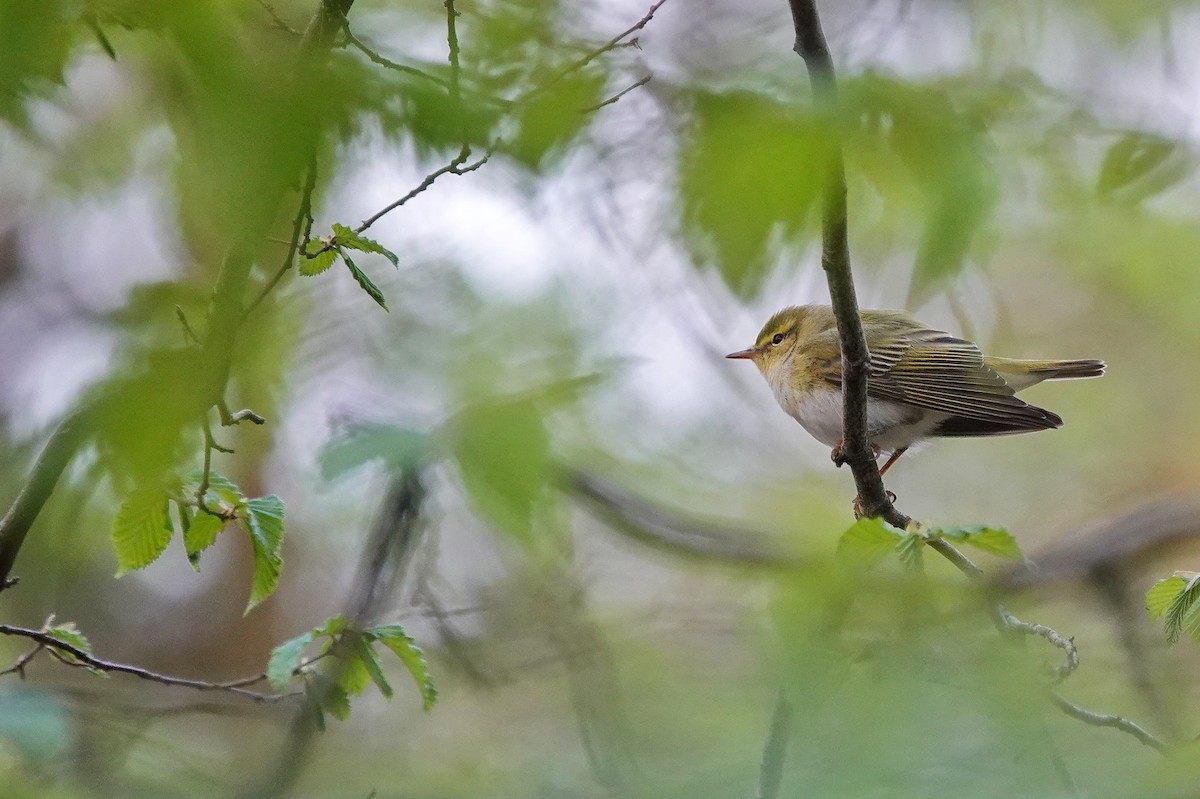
xmin=852 ymin=490 xmax=898 ymax=520
xmin=831 ymin=440 xmax=881 ymax=469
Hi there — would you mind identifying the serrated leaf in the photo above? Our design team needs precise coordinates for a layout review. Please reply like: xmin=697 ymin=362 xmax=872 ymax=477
xmin=43 ymin=623 xmax=92 ymax=661
xmin=895 ymin=533 xmax=925 ymax=572
xmin=836 ymin=517 xmax=903 ymax=570
xmin=319 ymin=424 xmax=431 ymax=480
xmin=111 ymin=488 xmax=173 ymax=575
xmin=351 ymin=634 xmax=393 ymax=699
xmin=1146 ymin=576 xmax=1186 ymax=621
xmin=314 ymin=614 xmax=348 ymax=638
xmin=184 ymin=511 xmax=225 ymax=570
xmin=331 ymin=223 xmax=399 ymax=267
xmin=242 ymin=495 xmax=285 ymax=611
xmin=367 ymin=623 xmax=438 ymax=711
xmin=184 ymin=469 xmax=245 ymax=510
xmin=299 ymin=245 xmax=337 ymax=276
xmin=1161 ymin=578 xmax=1200 ymax=645
xmin=267 ymin=630 xmax=315 ymax=692
xmin=341 ymin=251 xmax=388 ymax=310
xmin=334 ymin=643 xmax=372 ymax=696
xmin=935 ymin=525 xmax=1023 ymax=561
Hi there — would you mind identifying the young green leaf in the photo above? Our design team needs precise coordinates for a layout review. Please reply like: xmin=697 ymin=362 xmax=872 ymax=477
xmin=241 ymin=495 xmax=286 ymax=611
xmin=895 ymin=533 xmax=925 ymax=572
xmin=111 ymin=488 xmax=173 ymax=575
xmin=43 ymin=622 xmax=93 ymax=664
xmin=341 ymin=251 xmax=388 ymax=310
xmin=836 ymin=517 xmax=903 ymax=570
xmin=319 ymin=424 xmax=431 ymax=480
xmin=322 ymin=682 xmax=352 ymax=722
xmin=934 ymin=525 xmax=1023 ymax=561
xmin=331 ymin=222 xmax=399 ymax=267
xmin=1160 ymin=576 xmax=1200 ymax=645
xmin=367 ymin=623 xmax=438 ymax=711
xmin=1146 ymin=576 xmax=1187 ymax=621
xmin=350 ymin=634 xmax=393 ymax=699
xmin=184 ymin=511 xmax=225 ymax=570
xmin=299 ymin=243 xmax=337 ymax=276
xmin=267 ymin=630 xmax=316 ymax=692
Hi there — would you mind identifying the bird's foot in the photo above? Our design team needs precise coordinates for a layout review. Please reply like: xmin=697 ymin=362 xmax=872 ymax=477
xmin=831 ymin=439 xmax=881 ymax=469
xmin=852 ymin=490 xmax=898 ymax=520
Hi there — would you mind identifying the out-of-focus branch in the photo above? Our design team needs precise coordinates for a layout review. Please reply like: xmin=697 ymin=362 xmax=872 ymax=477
xmin=0 ymin=624 xmax=290 ymax=701
xmin=564 ymin=469 xmax=805 ymax=568
xmin=1052 ymin=694 xmax=1167 ymax=752
xmin=0 ymin=406 xmax=94 ymax=590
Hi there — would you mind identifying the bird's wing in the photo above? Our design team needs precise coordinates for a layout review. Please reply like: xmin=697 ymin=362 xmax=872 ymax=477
xmin=817 ymin=326 xmax=1060 ymax=430
xmin=866 ymin=329 xmax=1061 ymax=429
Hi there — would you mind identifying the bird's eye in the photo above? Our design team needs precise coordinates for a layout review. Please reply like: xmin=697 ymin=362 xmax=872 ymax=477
xmin=771 ymin=333 xmax=785 ymax=345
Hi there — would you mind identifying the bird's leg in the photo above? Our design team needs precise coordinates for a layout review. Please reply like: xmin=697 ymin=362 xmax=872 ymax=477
xmin=877 ymin=447 xmax=908 ymax=477
xmin=852 ymin=490 xmax=898 ymax=520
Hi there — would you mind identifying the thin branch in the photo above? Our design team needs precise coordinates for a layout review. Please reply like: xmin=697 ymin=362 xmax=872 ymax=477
xmin=445 ymin=0 xmax=462 ymax=105
xmin=342 ymin=27 xmax=454 ymax=91
xmin=997 ymin=606 xmax=1080 ymax=682
xmin=518 ymin=0 xmax=668 ymax=105
xmin=1052 ymin=694 xmax=1167 ymax=753
xmin=246 ymin=156 xmax=319 ymax=317
xmin=581 ymin=75 xmax=651 ymax=113
xmin=353 ymin=143 xmax=494 ymax=236
xmin=0 ymin=624 xmax=287 ymax=701
xmin=256 ymin=0 xmax=302 ymax=36
xmin=0 ymin=644 xmax=44 ymax=678
xmin=757 ymin=689 xmax=793 ymax=799
xmin=787 ymin=0 xmax=895 ymax=524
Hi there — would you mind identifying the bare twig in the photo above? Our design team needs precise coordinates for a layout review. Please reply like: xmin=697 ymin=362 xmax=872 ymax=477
xmin=342 ymin=27 xmax=454 ymax=91
xmin=445 ymin=0 xmax=462 ymax=105
xmin=757 ymin=689 xmax=793 ymax=799
xmin=996 ymin=607 xmax=1080 ymax=682
xmin=0 ymin=624 xmax=287 ymax=701
xmin=518 ymin=0 xmax=668 ymax=105
xmin=256 ymin=0 xmax=302 ymax=36
xmin=1052 ymin=694 xmax=1167 ymax=753
xmin=352 ymin=143 xmax=494 ymax=236
xmin=581 ymin=75 xmax=651 ymax=113
xmin=246 ymin=156 xmax=319 ymax=317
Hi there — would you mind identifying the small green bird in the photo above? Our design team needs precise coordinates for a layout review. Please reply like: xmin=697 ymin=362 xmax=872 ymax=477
xmin=727 ymin=305 xmax=1104 ymax=475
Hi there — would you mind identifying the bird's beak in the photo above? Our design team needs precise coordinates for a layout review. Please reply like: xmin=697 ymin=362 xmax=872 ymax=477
xmin=725 ymin=347 xmax=758 ymax=360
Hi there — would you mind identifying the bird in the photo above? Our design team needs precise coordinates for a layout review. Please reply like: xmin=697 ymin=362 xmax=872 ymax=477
xmin=726 ymin=305 xmax=1104 ymax=477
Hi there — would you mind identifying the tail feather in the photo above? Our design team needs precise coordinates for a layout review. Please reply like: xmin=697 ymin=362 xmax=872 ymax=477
xmin=985 ymin=357 xmax=1106 ymax=390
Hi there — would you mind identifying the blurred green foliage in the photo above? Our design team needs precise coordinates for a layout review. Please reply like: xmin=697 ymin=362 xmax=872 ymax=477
xmin=2 ymin=0 xmax=1200 ymax=797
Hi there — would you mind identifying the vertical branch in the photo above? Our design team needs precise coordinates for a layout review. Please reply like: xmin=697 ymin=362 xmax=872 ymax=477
xmin=786 ymin=0 xmax=896 ymax=523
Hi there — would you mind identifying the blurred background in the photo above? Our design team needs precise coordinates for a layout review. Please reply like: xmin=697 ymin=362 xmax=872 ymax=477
xmin=2 ymin=0 xmax=1200 ymax=796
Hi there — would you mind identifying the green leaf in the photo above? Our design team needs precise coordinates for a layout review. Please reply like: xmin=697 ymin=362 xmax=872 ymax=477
xmin=43 ymin=622 xmax=93 ymax=664
xmin=314 ymin=614 xmax=348 ymax=638
xmin=184 ymin=511 xmax=226 ymax=570
xmin=341 ymin=251 xmax=388 ymax=310
xmin=1146 ymin=576 xmax=1187 ymax=621
xmin=111 ymin=488 xmax=173 ymax=575
xmin=1097 ymin=133 xmax=1188 ymax=203
xmin=267 ymin=630 xmax=315 ymax=692
xmin=322 ymin=682 xmax=352 ymax=721
xmin=241 ymin=495 xmax=286 ymax=612
xmin=450 ymin=396 xmax=551 ymax=543
xmin=303 ymin=678 xmax=327 ymax=731
xmin=331 ymin=223 xmax=399 ymax=267
xmin=681 ymin=91 xmax=826 ymax=296
xmin=509 ymin=70 xmax=605 ymax=169
xmin=319 ymin=424 xmax=431 ymax=480
xmin=334 ymin=643 xmax=372 ymax=696
xmin=299 ymin=242 xmax=337 ymax=276
xmin=350 ymin=634 xmax=393 ymax=699
xmin=1160 ymin=576 xmax=1200 ymax=645
xmin=934 ymin=526 xmax=1023 ymax=561
xmin=836 ymin=517 xmax=903 ymax=570
xmin=895 ymin=533 xmax=925 ymax=573
xmin=367 ymin=623 xmax=438 ymax=711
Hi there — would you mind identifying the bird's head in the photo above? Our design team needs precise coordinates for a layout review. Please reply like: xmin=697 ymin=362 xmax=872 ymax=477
xmin=725 ymin=305 xmax=809 ymax=374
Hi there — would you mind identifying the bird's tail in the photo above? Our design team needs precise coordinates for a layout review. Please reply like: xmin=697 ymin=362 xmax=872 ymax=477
xmin=986 ymin=357 xmax=1106 ymax=390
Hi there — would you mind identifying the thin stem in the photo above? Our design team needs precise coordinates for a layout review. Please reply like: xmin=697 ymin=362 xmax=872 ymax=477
xmin=0 ymin=624 xmax=287 ymax=701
